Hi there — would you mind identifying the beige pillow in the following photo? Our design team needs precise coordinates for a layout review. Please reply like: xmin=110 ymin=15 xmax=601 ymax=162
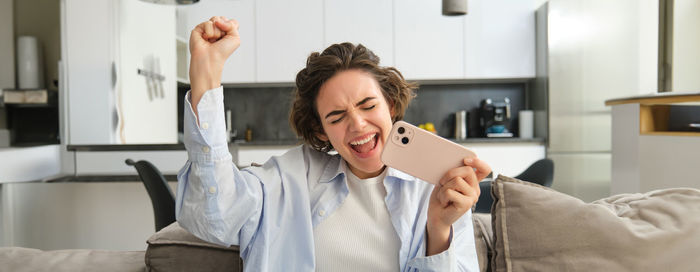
xmin=146 ymin=222 xmax=242 ymax=272
xmin=490 ymin=175 xmax=700 ymax=272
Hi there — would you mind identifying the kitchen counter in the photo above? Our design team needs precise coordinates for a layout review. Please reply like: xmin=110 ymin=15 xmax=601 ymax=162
xmin=66 ymin=136 xmax=544 ymax=151
xmin=8 ymin=137 xmax=546 ymax=183
xmin=0 ymin=145 xmax=62 ymax=183
xmin=604 ymin=91 xmax=700 ymax=106
xmin=67 ymin=144 xmax=185 ymax=151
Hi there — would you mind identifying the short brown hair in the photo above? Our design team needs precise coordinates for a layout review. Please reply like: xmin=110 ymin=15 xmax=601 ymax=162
xmin=289 ymin=43 xmax=417 ymax=152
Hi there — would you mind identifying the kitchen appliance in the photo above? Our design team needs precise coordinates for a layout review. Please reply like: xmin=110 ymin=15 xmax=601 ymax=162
xmin=455 ymin=110 xmax=467 ymax=140
xmin=479 ymin=98 xmax=513 ymax=137
xmin=442 ymin=0 xmax=467 ymax=16
xmin=16 ymin=36 xmax=44 ymax=89
xmin=139 ymin=0 xmax=199 ymax=5
xmin=519 ymin=110 xmax=534 ymax=139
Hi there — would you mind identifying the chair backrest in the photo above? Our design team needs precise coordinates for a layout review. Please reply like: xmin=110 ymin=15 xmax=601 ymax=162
xmin=126 ymin=159 xmax=176 ymax=232
xmin=514 ymin=158 xmax=554 ymax=187
xmin=474 ymin=158 xmax=554 ymax=213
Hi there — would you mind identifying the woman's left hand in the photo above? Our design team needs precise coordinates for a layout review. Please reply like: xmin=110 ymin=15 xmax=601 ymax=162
xmin=426 ymin=157 xmax=491 ymax=255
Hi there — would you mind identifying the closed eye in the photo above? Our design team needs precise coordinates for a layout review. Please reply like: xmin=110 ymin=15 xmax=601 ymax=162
xmin=362 ymin=105 xmax=376 ymax=110
xmin=330 ymin=115 xmax=345 ymax=124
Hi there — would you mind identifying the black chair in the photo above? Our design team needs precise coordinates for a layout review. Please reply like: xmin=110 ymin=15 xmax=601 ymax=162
xmin=126 ymin=159 xmax=176 ymax=232
xmin=474 ymin=158 xmax=554 ymax=213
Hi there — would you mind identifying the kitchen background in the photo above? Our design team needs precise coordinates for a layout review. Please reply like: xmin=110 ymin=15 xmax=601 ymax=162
xmin=177 ymin=82 xmax=530 ymax=142
xmin=0 ymin=0 xmax=698 ymax=252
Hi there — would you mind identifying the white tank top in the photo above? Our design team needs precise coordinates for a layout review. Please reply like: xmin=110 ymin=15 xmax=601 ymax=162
xmin=313 ymin=166 xmax=401 ymax=271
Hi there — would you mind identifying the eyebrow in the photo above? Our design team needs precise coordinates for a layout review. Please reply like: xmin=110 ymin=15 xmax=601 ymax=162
xmin=324 ymin=97 xmax=377 ymax=119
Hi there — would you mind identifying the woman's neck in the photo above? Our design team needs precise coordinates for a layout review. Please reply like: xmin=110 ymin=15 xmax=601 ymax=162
xmin=347 ymin=163 xmax=386 ymax=179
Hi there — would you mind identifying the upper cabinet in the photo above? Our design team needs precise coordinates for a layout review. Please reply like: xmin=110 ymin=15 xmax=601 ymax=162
xmin=116 ymin=0 xmax=177 ymax=144
xmin=174 ymin=0 xmax=536 ymax=83
xmin=178 ymin=0 xmax=256 ymax=84
xmin=464 ymin=0 xmax=535 ymax=79
xmin=394 ymin=0 xmax=465 ymax=80
xmin=63 ymin=0 xmax=116 ymax=145
xmin=255 ymin=0 xmax=324 ymax=83
xmin=324 ymin=0 xmax=394 ymax=67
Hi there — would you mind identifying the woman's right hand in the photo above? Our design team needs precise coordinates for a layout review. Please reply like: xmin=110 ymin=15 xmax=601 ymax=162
xmin=189 ymin=16 xmax=240 ymax=108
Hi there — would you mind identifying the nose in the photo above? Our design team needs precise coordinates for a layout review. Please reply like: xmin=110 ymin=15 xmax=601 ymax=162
xmin=347 ymin=110 xmax=367 ymax=131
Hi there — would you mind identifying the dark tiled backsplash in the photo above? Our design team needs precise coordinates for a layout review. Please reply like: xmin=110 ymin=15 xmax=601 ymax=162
xmin=178 ymin=83 xmax=527 ymax=141
xmin=224 ymin=87 xmax=297 ymax=141
xmin=404 ymin=83 xmax=526 ymax=138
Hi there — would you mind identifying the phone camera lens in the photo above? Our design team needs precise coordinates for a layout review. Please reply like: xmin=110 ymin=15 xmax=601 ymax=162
xmin=401 ymin=137 xmax=409 ymax=144
xmin=398 ymin=127 xmax=405 ymax=134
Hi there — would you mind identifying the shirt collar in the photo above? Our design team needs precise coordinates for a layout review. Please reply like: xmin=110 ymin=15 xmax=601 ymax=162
xmin=319 ymin=154 xmax=345 ymax=184
xmin=318 ymin=154 xmax=416 ymax=184
xmin=386 ymin=167 xmax=416 ymax=182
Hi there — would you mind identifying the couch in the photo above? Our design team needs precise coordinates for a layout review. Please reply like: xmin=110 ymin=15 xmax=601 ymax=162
xmin=2 ymin=175 xmax=700 ymax=271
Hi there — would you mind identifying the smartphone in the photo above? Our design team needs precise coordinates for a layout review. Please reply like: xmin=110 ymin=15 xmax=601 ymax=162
xmin=381 ymin=121 xmax=477 ymax=185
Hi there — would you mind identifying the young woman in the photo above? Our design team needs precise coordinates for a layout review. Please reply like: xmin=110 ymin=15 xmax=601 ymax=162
xmin=177 ymin=16 xmax=491 ymax=271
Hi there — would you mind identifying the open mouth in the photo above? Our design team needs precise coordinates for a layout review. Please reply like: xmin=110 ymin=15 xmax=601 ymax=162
xmin=349 ymin=133 xmax=378 ymax=154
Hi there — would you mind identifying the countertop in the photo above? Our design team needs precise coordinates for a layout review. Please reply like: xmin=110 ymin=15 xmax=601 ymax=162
xmin=605 ymin=91 xmax=700 ymax=106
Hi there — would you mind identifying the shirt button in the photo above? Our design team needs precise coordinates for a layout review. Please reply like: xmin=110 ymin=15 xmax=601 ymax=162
xmin=319 ymin=210 xmax=326 ymax=216
xmin=202 ymin=146 xmax=210 ymax=153
xmin=201 ymin=122 xmax=209 ymax=129
xmin=208 ymin=186 xmax=217 ymax=194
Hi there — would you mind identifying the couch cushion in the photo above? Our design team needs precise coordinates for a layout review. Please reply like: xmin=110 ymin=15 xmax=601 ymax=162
xmin=0 ymin=247 xmax=145 ymax=272
xmin=490 ymin=175 xmax=700 ymax=272
xmin=146 ymin=222 xmax=242 ymax=272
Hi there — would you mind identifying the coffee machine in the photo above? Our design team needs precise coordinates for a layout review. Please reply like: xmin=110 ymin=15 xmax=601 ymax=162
xmin=479 ymin=98 xmax=513 ymax=137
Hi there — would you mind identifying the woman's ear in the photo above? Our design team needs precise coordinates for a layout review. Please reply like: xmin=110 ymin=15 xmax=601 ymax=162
xmin=317 ymin=132 xmax=329 ymax=142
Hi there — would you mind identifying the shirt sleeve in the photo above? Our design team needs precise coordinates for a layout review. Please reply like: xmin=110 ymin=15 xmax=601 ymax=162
xmin=175 ymin=86 xmax=264 ymax=252
xmin=405 ymin=211 xmax=480 ymax=272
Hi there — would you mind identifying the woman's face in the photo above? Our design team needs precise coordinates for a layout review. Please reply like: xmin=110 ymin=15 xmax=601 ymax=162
xmin=316 ymin=69 xmax=394 ymax=179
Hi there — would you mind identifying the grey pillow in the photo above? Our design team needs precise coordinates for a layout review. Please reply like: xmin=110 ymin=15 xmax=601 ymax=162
xmin=490 ymin=175 xmax=700 ymax=272
xmin=146 ymin=222 xmax=242 ymax=272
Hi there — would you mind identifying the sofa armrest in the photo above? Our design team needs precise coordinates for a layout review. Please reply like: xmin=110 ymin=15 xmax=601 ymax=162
xmin=145 ymin=222 xmax=242 ymax=272
xmin=0 ymin=247 xmax=145 ymax=272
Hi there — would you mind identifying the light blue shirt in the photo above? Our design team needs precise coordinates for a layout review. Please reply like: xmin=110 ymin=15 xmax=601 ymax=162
xmin=176 ymin=87 xmax=479 ymax=271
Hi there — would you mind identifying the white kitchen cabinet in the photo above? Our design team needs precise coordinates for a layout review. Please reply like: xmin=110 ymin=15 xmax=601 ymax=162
xmin=323 ymin=0 xmax=394 ymax=67
xmin=63 ymin=0 xmax=178 ymax=144
xmin=63 ymin=0 xmax=116 ymax=145
xmin=256 ymin=0 xmax=324 ymax=83
xmin=0 ymin=145 xmax=62 ymax=183
xmin=177 ymin=0 xmax=537 ymax=83
xmin=465 ymin=142 xmax=546 ymax=178
xmin=179 ymin=0 xmax=256 ymax=84
xmin=394 ymin=0 xmax=464 ymax=80
xmin=116 ymin=0 xmax=177 ymax=144
xmin=463 ymin=0 xmax=535 ymax=78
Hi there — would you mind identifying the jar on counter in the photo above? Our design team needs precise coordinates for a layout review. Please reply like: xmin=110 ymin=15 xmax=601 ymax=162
xmin=245 ymin=126 xmax=253 ymax=142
